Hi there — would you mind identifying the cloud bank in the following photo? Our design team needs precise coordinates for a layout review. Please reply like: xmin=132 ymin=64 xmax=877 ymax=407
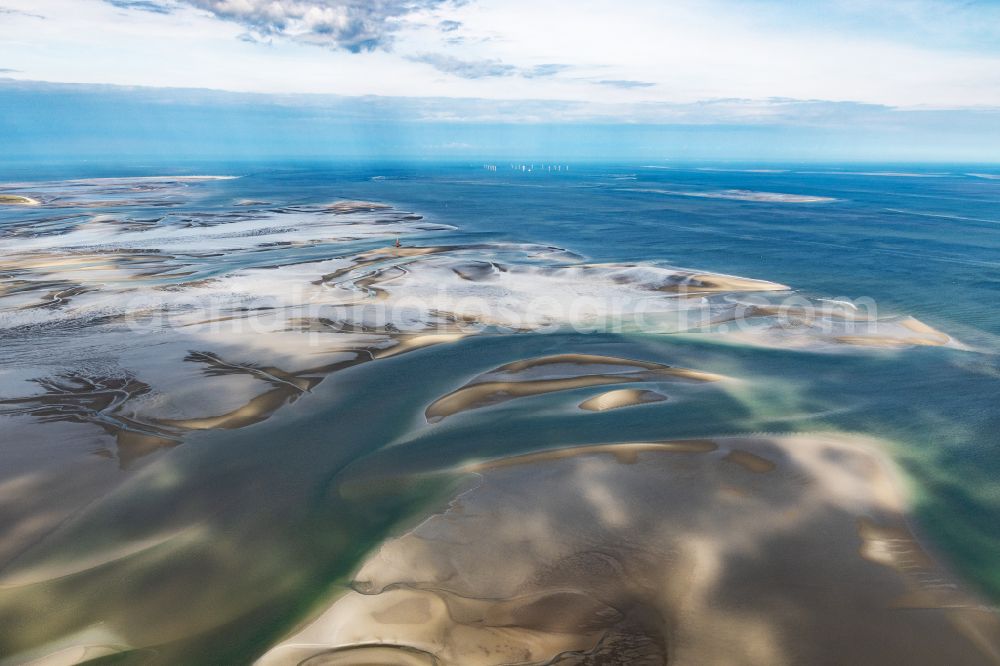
xmin=3 ymin=80 xmax=1000 ymax=161
xmin=596 ymin=79 xmax=656 ymax=89
xmin=106 ymin=0 xmax=460 ymax=51
xmin=106 ymin=0 xmax=174 ymax=14
xmin=0 ymin=5 xmax=44 ymax=19
xmin=4 ymin=78 xmax=996 ymax=128
xmin=410 ymin=53 xmax=570 ymax=79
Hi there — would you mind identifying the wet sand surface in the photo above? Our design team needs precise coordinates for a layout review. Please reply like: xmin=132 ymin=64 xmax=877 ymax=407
xmin=0 ymin=173 xmax=996 ymax=664
xmin=0 ymin=194 xmax=39 ymax=206
xmin=578 ymin=388 xmax=668 ymax=411
xmin=425 ymin=354 xmax=720 ymax=422
xmin=0 ymin=177 xmax=953 ymax=476
xmin=260 ymin=435 xmax=1000 ymax=666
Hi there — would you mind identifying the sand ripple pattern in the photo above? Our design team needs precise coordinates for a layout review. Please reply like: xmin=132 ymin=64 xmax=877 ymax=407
xmin=259 ymin=435 xmax=1000 ymax=666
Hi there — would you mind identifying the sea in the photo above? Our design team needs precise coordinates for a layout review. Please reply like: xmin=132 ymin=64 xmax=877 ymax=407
xmin=0 ymin=161 xmax=998 ymax=664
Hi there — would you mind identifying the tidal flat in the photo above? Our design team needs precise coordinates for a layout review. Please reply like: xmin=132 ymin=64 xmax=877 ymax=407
xmin=1 ymin=165 xmax=999 ymax=664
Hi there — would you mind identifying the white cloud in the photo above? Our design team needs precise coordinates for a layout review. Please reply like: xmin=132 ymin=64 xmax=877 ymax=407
xmin=0 ymin=0 xmax=999 ymax=110
xmin=174 ymin=0 xmax=459 ymax=52
xmin=408 ymin=53 xmax=570 ymax=79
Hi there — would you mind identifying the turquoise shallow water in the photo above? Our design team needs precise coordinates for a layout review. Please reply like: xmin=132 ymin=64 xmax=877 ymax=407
xmin=0 ymin=162 xmax=999 ymax=663
xmin=216 ymin=161 xmax=1000 ymax=595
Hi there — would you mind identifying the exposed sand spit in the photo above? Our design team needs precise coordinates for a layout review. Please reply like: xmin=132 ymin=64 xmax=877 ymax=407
xmin=460 ymin=440 xmax=720 ymax=470
xmin=578 ymin=388 xmax=667 ymax=411
xmin=0 ymin=194 xmax=39 ymax=206
xmin=425 ymin=354 xmax=722 ymax=422
xmin=485 ymin=353 xmax=717 ymax=378
xmin=324 ymin=200 xmax=393 ymax=214
xmin=633 ymin=188 xmax=837 ymax=203
xmin=834 ymin=317 xmax=955 ymax=348
xmin=661 ymin=272 xmax=789 ymax=293
xmin=258 ymin=434 xmax=1000 ymax=666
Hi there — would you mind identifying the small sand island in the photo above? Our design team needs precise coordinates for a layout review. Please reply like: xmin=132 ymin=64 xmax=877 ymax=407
xmin=325 ymin=200 xmax=393 ymax=214
xmin=579 ymin=387 xmax=668 ymax=411
xmin=671 ymin=189 xmax=837 ymax=203
xmin=0 ymin=194 xmax=40 ymax=206
xmin=425 ymin=354 xmax=722 ymax=422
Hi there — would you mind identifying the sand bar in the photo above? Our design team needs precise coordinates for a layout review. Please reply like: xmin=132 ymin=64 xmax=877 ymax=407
xmin=578 ymin=388 xmax=668 ymax=411
xmin=426 ymin=354 xmax=721 ymax=422
xmin=0 ymin=194 xmax=40 ymax=206
xmin=258 ymin=434 xmax=1000 ymax=666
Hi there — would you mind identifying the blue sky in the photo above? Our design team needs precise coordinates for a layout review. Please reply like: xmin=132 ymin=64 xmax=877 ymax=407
xmin=1 ymin=0 xmax=999 ymax=161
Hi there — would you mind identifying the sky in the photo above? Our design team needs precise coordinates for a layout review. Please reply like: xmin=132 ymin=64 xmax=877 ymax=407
xmin=1 ymin=0 xmax=1000 ymax=161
